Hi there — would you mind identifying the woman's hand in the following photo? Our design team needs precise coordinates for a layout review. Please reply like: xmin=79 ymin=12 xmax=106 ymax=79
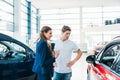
xmin=53 ymin=62 xmax=57 ymax=67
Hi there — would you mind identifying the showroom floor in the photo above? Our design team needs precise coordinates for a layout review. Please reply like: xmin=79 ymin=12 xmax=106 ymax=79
xmin=71 ymin=53 xmax=88 ymax=80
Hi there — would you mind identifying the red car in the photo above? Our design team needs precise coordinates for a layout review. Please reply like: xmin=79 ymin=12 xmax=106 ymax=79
xmin=86 ymin=39 xmax=120 ymax=80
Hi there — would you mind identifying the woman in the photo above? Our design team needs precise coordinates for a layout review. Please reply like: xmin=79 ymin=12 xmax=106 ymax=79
xmin=32 ymin=26 xmax=58 ymax=80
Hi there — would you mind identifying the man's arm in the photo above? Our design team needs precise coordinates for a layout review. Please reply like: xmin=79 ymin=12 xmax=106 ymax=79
xmin=67 ymin=49 xmax=82 ymax=67
xmin=73 ymin=49 xmax=82 ymax=62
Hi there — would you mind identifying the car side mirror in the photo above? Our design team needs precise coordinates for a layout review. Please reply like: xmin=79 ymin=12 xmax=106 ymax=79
xmin=86 ymin=55 xmax=96 ymax=66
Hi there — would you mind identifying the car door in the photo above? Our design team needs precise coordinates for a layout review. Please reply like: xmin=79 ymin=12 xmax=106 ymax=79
xmin=100 ymin=44 xmax=120 ymax=80
xmin=88 ymin=44 xmax=120 ymax=80
xmin=0 ymin=41 xmax=34 ymax=80
xmin=112 ymin=55 xmax=120 ymax=77
xmin=87 ymin=49 xmax=106 ymax=80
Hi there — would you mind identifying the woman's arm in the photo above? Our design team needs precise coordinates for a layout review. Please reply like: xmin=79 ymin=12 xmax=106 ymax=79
xmin=38 ymin=41 xmax=55 ymax=67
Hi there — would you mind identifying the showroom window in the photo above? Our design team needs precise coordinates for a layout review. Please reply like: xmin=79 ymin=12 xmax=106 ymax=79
xmin=40 ymin=6 xmax=120 ymax=47
xmin=21 ymin=0 xmax=29 ymax=43
xmin=40 ymin=8 xmax=80 ymax=43
xmin=20 ymin=0 xmax=39 ymax=44
xmin=31 ymin=5 xmax=40 ymax=42
xmin=83 ymin=6 xmax=120 ymax=49
xmin=0 ymin=0 xmax=14 ymax=37
xmin=82 ymin=6 xmax=120 ymax=27
xmin=82 ymin=7 xmax=103 ymax=28
xmin=103 ymin=6 xmax=120 ymax=24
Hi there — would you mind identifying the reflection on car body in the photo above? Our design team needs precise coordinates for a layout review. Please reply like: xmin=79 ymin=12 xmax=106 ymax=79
xmin=86 ymin=39 xmax=120 ymax=80
xmin=0 ymin=33 xmax=35 ymax=80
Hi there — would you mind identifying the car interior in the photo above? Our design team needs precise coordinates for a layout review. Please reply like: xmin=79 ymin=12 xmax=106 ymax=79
xmin=101 ymin=45 xmax=120 ymax=67
xmin=0 ymin=41 xmax=27 ymax=61
xmin=114 ymin=58 xmax=120 ymax=74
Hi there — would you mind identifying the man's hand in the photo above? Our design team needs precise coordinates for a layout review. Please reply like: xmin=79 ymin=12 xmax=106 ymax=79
xmin=67 ymin=60 xmax=75 ymax=67
xmin=67 ymin=49 xmax=82 ymax=67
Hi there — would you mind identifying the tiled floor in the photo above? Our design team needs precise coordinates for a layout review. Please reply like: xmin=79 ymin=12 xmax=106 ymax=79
xmin=71 ymin=53 xmax=88 ymax=80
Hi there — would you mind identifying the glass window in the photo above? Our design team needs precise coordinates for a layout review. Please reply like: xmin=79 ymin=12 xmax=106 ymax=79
xmin=40 ymin=9 xmax=59 ymax=14
xmin=21 ymin=27 xmax=27 ymax=33
xmin=83 ymin=18 xmax=102 ymax=27
xmin=31 ymin=5 xmax=37 ymax=14
xmin=103 ymin=6 xmax=120 ymax=12
xmin=21 ymin=20 xmax=28 ymax=27
xmin=0 ymin=11 xmax=13 ymax=22
xmin=103 ymin=6 xmax=120 ymax=24
xmin=0 ymin=1 xmax=13 ymax=13
xmin=21 ymin=12 xmax=28 ymax=20
xmin=60 ymin=19 xmax=80 ymax=24
xmin=31 ymin=5 xmax=37 ymax=35
xmin=40 ymin=8 xmax=80 ymax=43
xmin=0 ymin=0 xmax=14 ymax=37
xmin=82 ymin=7 xmax=102 ymax=28
xmin=59 ymin=14 xmax=80 ymax=19
xmin=21 ymin=0 xmax=28 ymax=7
xmin=31 ymin=13 xmax=37 ymax=18
xmin=4 ymin=0 xmax=14 ymax=5
xmin=5 ymin=41 xmax=25 ymax=52
xmin=82 ymin=7 xmax=102 ymax=12
xmin=41 ymin=20 xmax=61 ymax=25
xmin=0 ymin=41 xmax=27 ymax=60
xmin=0 ymin=43 xmax=7 ymax=52
xmin=21 ymin=5 xmax=28 ymax=13
xmin=20 ymin=0 xmax=28 ymax=43
xmin=60 ymin=8 xmax=80 ymax=14
xmin=101 ymin=45 xmax=120 ymax=67
xmin=41 ymin=14 xmax=60 ymax=20
xmin=113 ymin=56 xmax=120 ymax=74
xmin=31 ymin=17 xmax=36 ymax=24
xmin=82 ymin=13 xmax=102 ymax=18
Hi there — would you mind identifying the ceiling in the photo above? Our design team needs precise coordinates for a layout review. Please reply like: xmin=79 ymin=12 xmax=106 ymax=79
xmin=31 ymin=0 xmax=120 ymax=9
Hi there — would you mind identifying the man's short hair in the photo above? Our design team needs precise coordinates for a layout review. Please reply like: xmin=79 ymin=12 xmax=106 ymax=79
xmin=62 ymin=25 xmax=71 ymax=33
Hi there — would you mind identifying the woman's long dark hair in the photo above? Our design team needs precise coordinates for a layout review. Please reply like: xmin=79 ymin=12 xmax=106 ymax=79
xmin=36 ymin=26 xmax=52 ymax=52
xmin=40 ymin=26 xmax=52 ymax=41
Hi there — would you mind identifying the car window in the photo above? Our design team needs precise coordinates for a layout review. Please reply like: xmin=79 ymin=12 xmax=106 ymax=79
xmin=5 ymin=41 xmax=25 ymax=52
xmin=101 ymin=45 xmax=120 ymax=67
xmin=0 ymin=43 xmax=8 ymax=58
xmin=113 ymin=56 xmax=120 ymax=74
xmin=0 ymin=43 xmax=7 ymax=52
xmin=0 ymin=41 xmax=27 ymax=61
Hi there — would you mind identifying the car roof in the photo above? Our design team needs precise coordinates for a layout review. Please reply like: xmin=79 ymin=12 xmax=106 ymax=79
xmin=0 ymin=33 xmax=33 ymax=52
xmin=104 ymin=39 xmax=120 ymax=49
xmin=112 ymin=35 xmax=120 ymax=40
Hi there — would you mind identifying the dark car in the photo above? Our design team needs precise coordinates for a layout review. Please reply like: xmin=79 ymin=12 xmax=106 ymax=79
xmin=86 ymin=39 xmax=120 ymax=80
xmin=0 ymin=33 xmax=35 ymax=80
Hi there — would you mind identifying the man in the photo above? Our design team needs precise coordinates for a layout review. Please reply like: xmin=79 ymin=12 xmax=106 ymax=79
xmin=53 ymin=25 xmax=82 ymax=80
